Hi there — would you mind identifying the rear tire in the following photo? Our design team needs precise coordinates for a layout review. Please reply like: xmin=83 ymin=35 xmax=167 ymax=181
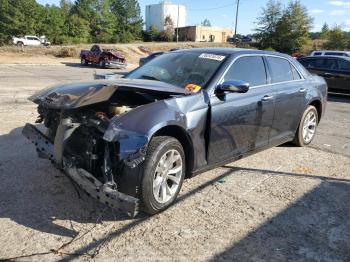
xmin=140 ymin=136 xmax=185 ymax=215
xmin=292 ymin=105 xmax=318 ymax=147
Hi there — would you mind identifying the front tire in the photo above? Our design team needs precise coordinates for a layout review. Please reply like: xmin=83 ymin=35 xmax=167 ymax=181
xmin=17 ymin=42 xmax=24 ymax=48
xmin=293 ymin=105 xmax=318 ymax=147
xmin=141 ymin=136 xmax=185 ymax=215
xmin=81 ymin=57 xmax=88 ymax=65
xmin=99 ymin=59 xmax=106 ymax=68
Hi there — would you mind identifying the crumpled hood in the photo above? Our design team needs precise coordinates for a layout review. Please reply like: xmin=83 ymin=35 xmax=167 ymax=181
xmin=107 ymin=51 xmax=125 ymax=59
xmin=29 ymin=78 xmax=190 ymax=109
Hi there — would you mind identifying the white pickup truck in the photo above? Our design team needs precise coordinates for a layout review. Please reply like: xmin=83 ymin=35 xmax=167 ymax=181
xmin=12 ymin=35 xmax=50 ymax=47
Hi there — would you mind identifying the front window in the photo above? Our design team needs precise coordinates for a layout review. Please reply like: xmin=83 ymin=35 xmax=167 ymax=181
xmin=223 ymin=56 xmax=267 ymax=87
xmin=126 ymin=52 xmax=226 ymax=88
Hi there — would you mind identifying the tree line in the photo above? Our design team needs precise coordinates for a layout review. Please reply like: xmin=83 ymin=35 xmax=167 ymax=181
xmin=0 ymin=0 xmax=143 ymax=45
xmin=255 ymin=0 xmax=350 ymax=53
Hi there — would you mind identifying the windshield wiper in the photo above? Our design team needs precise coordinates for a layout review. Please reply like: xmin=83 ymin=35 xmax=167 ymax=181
xmin=140 ymin=75 xmax=160 ymax=81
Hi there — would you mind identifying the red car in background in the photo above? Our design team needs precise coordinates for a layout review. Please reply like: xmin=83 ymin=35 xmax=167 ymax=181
xmin=80 ymin=45 xmax=127 ymax=69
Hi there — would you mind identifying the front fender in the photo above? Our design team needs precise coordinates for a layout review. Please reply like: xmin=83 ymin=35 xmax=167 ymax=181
xmin=103 ymin=100 xmax=187 ymax=161
xmin=104 ymin=92 xmax=209 ymax=172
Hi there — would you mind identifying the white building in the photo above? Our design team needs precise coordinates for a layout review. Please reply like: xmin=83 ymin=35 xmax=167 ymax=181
xmin=146 ymin=1 xmax=186 ymax=32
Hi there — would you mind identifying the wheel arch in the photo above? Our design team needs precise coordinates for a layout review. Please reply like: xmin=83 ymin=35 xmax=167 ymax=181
xmin=152 ymin=125 xmax=194 ymax=177
xmin=308 ymin=99 xmax=322 ymax=123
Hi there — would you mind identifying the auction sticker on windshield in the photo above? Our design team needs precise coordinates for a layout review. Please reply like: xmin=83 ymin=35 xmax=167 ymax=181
xmin=199 ymin=53 xmax=226 ymax=61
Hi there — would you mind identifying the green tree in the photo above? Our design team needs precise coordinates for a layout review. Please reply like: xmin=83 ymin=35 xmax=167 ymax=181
xmin=320 ymin=22 xmax=329 ymax=39
xmin=323 ymin=26 xmax=347 ymax=50
xmin=255 ymin=0 xmax=282 ymax=49
xmin=66 ymin=13 xmax=91 ymax=43
xmin=256 ymin=0 xmax=313 ymax=53
xmin=92 ymin=0 xmax=118 ymax=43
xmin=144 ymin=25 xmax=160 ymax=41
xmin=110 ymin=0 xmax=143 ymax=43
xmin=201 ymin=18 xmax=211 ymax=27
xmin=0 ymin=0 xmax=13 ymax=44
xmin=37 ymin=5 xmax=67 ymax=44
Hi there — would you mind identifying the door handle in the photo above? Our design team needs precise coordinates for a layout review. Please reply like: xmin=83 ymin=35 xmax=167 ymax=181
xmin=299 ymin=88 xmax=306 ymax=93
xmin=261 ymin=95 xmax=274 ymax=101
xmin=323 ymin=72 xmax=334 ymax=77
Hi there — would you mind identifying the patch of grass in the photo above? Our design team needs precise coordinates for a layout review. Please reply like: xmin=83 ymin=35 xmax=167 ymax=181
xmin=54 ymin=47 xmax=80 ymax=58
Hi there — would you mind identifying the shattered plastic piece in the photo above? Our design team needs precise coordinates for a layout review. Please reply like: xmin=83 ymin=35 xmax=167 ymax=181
xmin=218 ymin=178 xmax=226 ymax=184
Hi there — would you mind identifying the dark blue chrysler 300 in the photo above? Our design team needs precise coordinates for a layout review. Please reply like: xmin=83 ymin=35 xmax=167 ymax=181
xmin=23 ymin=48 xmax=327 ymax=216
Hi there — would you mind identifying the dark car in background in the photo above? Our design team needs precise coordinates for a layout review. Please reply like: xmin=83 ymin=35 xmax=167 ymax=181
xmin=139 ymin=49 xmax=180 ymax=67
xmin=298 ymin=56 xmax=350 ymax=94
xmin=23 ymin=48 xmax=327 ymax=217
xmin=80 ymin=45 xmax=127 ymax=69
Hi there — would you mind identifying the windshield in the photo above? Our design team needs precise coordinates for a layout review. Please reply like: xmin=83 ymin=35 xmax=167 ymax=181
xmin=126 ymin=52 xmax=227 ymax=88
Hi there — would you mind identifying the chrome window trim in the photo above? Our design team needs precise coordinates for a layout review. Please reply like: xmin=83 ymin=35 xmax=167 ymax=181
xmin=211 ymin=53 xmax=305 ymax=96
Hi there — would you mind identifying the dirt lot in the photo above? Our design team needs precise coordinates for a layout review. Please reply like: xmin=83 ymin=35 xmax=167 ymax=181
xmin=0 ymin=42 xmax=235 ymax=65
xmin=0 ymin=64 xmax=349 ymax=261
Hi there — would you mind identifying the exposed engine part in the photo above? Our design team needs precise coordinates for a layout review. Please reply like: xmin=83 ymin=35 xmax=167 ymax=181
xmin=110 ymin=105 xmax=132 ymax=115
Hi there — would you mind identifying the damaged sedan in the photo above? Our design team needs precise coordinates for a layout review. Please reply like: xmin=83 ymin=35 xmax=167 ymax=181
xmin=23 ymin=48 xmax=327 ymax=217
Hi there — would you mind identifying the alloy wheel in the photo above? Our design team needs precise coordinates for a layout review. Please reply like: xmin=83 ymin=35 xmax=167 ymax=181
xmin=152 ymin=149 xmax=183 ymax=204
xmin=302 ymin=110 xmax=317 ymax=143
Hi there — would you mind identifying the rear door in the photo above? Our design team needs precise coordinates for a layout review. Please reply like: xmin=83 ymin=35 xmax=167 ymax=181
xmin=336 ymin=59 xmax=350 ymax=93
xmin=266 ymin=56 xmax=305 ymax=143
xmin=88 ymin=45 xmax=99 ymax=63
xmin=208 ymin=55 xmax=276 ymax=164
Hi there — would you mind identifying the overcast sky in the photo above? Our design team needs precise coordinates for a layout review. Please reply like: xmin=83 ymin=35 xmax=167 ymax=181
xmin=37 ymin=0 xmax=350 ymax=34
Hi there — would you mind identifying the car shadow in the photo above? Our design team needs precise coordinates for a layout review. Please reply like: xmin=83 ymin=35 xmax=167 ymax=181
xmin=58 ymin=166 xmax=350 ymax=261
xmin=210 ymin=167 xmax=350 ymax=261
xmin=327 ymin=93 xmax=350 ymax=103
xmin=2 ymin=126 xmax=349 ymax=261
xmin=0 ymin=126 xmax=136 ymax=239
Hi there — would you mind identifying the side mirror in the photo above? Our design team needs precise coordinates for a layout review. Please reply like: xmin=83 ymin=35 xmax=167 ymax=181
xmin=217 ymin=80 xmax=250 ymax=94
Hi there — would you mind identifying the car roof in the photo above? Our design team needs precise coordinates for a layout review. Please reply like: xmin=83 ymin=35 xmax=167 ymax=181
xmin=312 ymin=50 xmax=350 ymax=53
xmin=299 ymin=55 xmax=350 ymax=62
xmin=173 ymin=48 xmax=290 ymax=58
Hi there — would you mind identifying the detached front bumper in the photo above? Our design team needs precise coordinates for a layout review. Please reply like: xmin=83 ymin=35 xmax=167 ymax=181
xmin=22 ymin=123 xmax=139 ymax=217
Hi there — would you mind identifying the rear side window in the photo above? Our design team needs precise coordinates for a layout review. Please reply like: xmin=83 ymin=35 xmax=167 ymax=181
xmin=299 ymin=59 xmax=311 ymax=68
xmin=313 ymin=52 xmax=322 ymax=56
xmin=325 ymin=52 xmax=343 ymax=56
xmin=339 ymin=60 xmax=350 ymax=71
xmin=224 ymin=56 xmax=267 ymax=87
xmin=291 ymin=65 xmax=301 ymax=80
xmin=323 ymin=59 xmax=338 ymax=70
xmin=267 ymin=57 xmax=294 ymax=83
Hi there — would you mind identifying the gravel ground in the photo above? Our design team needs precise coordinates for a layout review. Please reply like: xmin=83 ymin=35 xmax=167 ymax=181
xmin=0 ymin=64 xmax=349 ymax=261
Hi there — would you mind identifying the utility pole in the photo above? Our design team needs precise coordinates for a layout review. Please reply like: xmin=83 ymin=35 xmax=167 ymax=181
xmin=176 ymin=4 xmax=180 ymax=42
xmin=234 ymin=0 xmax=240 ymax=36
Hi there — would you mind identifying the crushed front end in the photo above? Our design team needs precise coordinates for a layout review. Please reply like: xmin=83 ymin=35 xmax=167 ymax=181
xmin=22 ymin=108 xmax=144 ymax=217
xmin=22 ymin=80 xmax=190 ymax=217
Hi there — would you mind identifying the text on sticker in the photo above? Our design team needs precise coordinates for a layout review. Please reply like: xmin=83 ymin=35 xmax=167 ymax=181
xmin=199 ymin=53 xmax=226 ymax=61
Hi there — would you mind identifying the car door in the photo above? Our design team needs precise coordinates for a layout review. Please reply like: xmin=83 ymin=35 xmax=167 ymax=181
xmin=336 ymin=59 xmax=350 ymax=93
xmin=89 ymin=45 xmax=98 ymax=63
xmin=26 ymin=37 xmax=35 ymax=46
xmin=208 ymin=56 xmax=276 ymax=164
xmin=32 ymin=37 xmax=41 ymax=46
xmin=266 ymin=56 xmax=305 ymax=143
